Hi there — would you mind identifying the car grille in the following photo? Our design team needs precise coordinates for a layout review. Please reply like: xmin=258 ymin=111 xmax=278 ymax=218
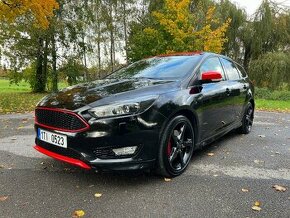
xmin=35 ymin=107 xmax=89 ymax=132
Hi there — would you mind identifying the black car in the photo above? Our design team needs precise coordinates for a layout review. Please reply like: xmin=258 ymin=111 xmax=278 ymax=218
xmin=34 ymin=52 xmax=254 ymax=177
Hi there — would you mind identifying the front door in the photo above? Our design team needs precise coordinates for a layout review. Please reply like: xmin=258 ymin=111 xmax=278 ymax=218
xmin=194 ymin=57 xmax=231 ymax=141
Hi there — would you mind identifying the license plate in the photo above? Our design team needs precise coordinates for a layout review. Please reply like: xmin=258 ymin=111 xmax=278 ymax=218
xmin=38 ymin=128 xmax=67 ymax=148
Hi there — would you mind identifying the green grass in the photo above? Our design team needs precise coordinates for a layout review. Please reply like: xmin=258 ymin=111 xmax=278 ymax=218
xmin=0 ymin=79 xmax=31 ymax=93
xmin=0 ymin=79 xmax=289 ymax=114
xmin=256 ymin=99 xmax=290 ymax=112
xmin=0 ymin=79 xmax=68 ymax=114
xmin=0 ymin=78 xmax=68 ymax=93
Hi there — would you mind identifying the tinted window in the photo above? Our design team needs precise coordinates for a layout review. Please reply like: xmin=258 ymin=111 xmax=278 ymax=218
xmin=221 ymin=58 xmax=240 ymax=80
xmin=236 ymin=64 xmax=247 ymax=78
xmin=107 ymin=56 xmax=201 ymax=79
xmin=199 ymin=57 xmax=225 ymax=79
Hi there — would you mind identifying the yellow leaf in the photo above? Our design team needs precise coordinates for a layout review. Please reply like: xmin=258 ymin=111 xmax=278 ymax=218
xmin=164 ymin=178 xmax=172 ymax=182
xmin=72 ymin=210 xmax=85 ymax=217
xmin=94 ymin=193 xmax=102 ymax=198
xmin=252 ymin=205 xmax=261 ymax=211
xmin=254 ymin=201 xmax=261 ymax=207
xmin=241 ymin=188 xmax=249 ymax=193
xmin=207 ymin=152 xmax=215 ymax=157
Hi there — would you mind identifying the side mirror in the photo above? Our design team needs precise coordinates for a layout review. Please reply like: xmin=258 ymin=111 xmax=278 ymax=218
xmin=201 ymin=71 xmax=223 ymax=83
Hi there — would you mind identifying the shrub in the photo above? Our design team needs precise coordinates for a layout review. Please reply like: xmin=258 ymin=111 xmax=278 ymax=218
xmin=249 ymin=52 xmax=290 ymax=90
xmin=255 ymin=87 xmax=290 ymax=101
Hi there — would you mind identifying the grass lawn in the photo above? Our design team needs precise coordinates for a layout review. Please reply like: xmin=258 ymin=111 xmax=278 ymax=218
xmin=0 ymin=79 xmax=31 ymax=93
xmin=0 ymin=79 xmax=289 ymax=114
xmin=255 ymin=99 xmax=290 ymax=112
xmin=0 ymin=79 xmax=67 ymax=114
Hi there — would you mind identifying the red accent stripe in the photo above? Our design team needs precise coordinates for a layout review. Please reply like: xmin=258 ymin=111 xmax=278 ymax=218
xmin=35 ymin=107 xmax=90 ymax=133
xmin=145 ymin=51 xmax=203 ymax=59
xmin=34 ymin=145 xmax=91 ymax=170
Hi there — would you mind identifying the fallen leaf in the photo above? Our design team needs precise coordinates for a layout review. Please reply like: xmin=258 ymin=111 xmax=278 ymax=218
xmin=254 ymin=201 xmax=261 ymax=207
xmin=0 ymin=196 xmax=8 ymax=201
xmin=258 ymin=135 xmax=266 ymax=138
xmin=241 ymin=188 xmax=249 ymax=193
xmin=164 ymin=178 xmax=171 ymax=182
xmin=207 ymin=152 xmax=215 ymax=157
xmin=252 ymin=205 xmax=262 ymax=211
xmin=273 ymin=185 xmax=287 ymax=192
xmin=72 ymin=210 xmax=85 ymax=217
xmin=22 ymin=118 xmax=28 ymax=123
xmin=254 ymin=160 xmax=264 ymax=164
xmin=94 ymin=193 xmax=102 ymax=198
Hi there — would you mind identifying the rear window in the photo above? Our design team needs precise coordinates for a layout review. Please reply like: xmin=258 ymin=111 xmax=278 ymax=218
xmin=236 ymin=64 xmax=248 ymax=78
xmin=220 ymin=58 xmax=241 ymax=80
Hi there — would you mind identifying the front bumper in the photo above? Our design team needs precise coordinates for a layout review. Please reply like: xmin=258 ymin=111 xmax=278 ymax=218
xmin=34 ymin=109 xmax=166 ymax=172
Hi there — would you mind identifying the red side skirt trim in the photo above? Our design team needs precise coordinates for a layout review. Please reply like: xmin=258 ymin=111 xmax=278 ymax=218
xmin=34 ymin=145 xmax=91 ymax=170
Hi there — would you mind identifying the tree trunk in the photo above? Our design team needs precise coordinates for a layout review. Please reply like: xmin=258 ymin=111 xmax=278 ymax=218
xmin=109 ymin=3 xmax=115 ymax=73
xmin=97 ymin=0 xmax=101 ymax=78
xmin=42 ymin=36 xmax=49 ymax=90
xmin=243 ymin=44 xmax=252 ymax=71
xmin=35 ymin=37 xmax=45 ymax=93
xmin=122 ymin=1 xmax=128 ymax=62
xmin=51 ymin=34 xmax=58 ymax=92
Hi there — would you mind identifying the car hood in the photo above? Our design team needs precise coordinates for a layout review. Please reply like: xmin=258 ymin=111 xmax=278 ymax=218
xmin=37 ymin=78 xmax=179 ymax=110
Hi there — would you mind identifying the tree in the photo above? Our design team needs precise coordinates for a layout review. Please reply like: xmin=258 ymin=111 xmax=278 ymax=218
xmin=217 ymin=0 xmax=247 ymax=61
xmin=128 ymin=0 xmax=230 ymax=61
xmin=249 ymin=52 xmax=290 ymax=90
xmin=0 ymin=0 xmax=59 ymax=29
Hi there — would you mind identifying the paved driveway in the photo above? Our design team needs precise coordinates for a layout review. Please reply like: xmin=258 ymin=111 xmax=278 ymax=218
xmin=0 ymin=111 xmax=289 ymax=218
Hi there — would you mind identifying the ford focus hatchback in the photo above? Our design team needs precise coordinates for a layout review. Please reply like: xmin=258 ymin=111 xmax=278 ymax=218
xmin=34 ymin=52 xmax=254 ymax=177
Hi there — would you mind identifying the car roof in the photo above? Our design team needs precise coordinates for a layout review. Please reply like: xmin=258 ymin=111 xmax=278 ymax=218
xmin=147 ymin=52 xmax=236 ymax=64
xmin=155 ymin=51 xmax=204 ymax=57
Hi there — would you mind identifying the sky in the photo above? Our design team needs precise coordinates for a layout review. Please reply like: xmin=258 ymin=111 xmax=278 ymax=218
xmin=230 ymin=0 xmax=290 ymax=16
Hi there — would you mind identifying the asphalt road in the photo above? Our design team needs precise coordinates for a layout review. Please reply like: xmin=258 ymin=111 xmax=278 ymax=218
xmin=0 ymin=111 xmax=290 ymax=218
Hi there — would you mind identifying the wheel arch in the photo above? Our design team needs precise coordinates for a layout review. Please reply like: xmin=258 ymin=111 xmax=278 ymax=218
xmin=249 ymin=98 xmax=255 ymax=110
xmin=160 ymin=107 xmax=200 ymax=146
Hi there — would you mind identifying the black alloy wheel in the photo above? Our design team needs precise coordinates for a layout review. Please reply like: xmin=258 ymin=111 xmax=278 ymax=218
xmin=157 ymin=115 xmax=195 ymax=177
xmin=238 ymin=102 xmax=254 ymax=134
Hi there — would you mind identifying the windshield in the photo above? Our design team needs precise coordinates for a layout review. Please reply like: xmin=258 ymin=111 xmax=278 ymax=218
xmin=106 ymin=56 xmax=201 ymax=80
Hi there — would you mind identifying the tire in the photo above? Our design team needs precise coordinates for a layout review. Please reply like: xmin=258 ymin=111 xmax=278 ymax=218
xmin=157 ymin=115 xmax=195 ymax=177
xmin=238 ymin=102 xmax=254 ymax=134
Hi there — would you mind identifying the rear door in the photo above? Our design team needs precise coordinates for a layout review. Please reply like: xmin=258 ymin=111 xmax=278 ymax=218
xmin=220 ymin=58 xmax=246 ymax=124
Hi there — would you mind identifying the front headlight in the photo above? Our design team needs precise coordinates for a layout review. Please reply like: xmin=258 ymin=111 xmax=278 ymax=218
xmin=89 ymin=95 xmax=158 ymax=118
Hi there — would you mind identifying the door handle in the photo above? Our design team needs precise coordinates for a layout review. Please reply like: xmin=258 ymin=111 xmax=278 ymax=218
xmin=226 ymin=88 xmax=231 ymax=96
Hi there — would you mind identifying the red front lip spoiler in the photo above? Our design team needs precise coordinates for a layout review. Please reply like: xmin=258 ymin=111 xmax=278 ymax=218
xmin=34 ymin=145 xmax=91 ymax=170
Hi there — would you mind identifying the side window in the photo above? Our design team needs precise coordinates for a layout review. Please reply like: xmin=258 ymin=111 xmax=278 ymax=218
xmin=220 ymin=58 xmax=241 ymax=80
xmin=236 ymin=64 xmax=247 ymax=78
xmin=199 ymin=57 xmax=225 ymax=80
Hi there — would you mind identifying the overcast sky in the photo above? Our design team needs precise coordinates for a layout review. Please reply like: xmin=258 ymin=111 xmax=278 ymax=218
xmin=230 ymin=0 xmax=290 ymax=16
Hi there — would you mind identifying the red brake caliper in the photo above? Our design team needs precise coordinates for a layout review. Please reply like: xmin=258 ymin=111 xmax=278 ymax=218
xmin=167 ymin=138 xmax=172 ymax=157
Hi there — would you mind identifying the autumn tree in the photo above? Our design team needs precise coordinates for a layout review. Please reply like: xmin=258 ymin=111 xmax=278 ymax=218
xmin=128 ymin=0 xmax=231 ymax=61
xmin=0 ymin=0 xmax=59 ymax=29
